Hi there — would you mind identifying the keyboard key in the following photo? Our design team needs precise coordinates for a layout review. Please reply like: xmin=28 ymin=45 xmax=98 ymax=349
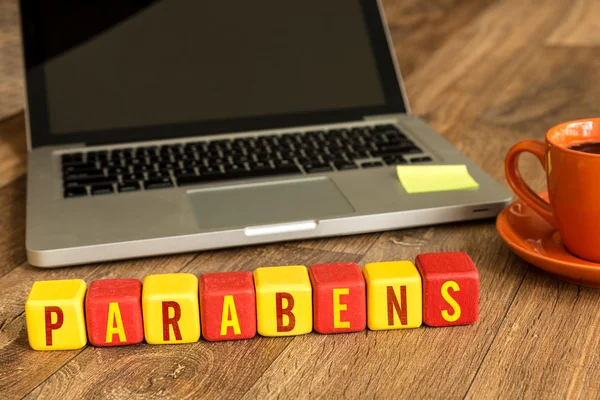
xmin=334 ymin=161 xmax=358 ymax=170
xmin=107 ymin=166 xmax=128 ymax=175
xmin=361 ymin=161 xmax=384 ymax=168
xmin=383 ymin=156 xmax=408 ymax=165
xmin=199 ymin=166 xmax=223 ymax=177
xmin=61 ymin=153 xmax=84 ymax=164
xmin=371 ymin=145 xmax=422 ymax=157
xmin=176 ymin=175 xmax=209 ymax=186
xmin=63 ymin=162 xmax=99 ymax=174
xmin=303 ymin=163 xmax=333 ymax=174
xmin=144 ymin=177 xmax=173 ymax=190
xmin=411 ymin=156 xmax=433 ymax=163
xmin=64 ymin=175 xmax=118 ymax=188
xmin=86 ymin=151 xmax=108 ymax=161
xmin=64 ymin=171 xmax=106 ymax=182
xmin=90 ymin=184 xmax=114 ymax=195
xmin=64 ymin=187 xmax=87 ymax=198
xmin=118 ymin=181 xmax=141 ymax=192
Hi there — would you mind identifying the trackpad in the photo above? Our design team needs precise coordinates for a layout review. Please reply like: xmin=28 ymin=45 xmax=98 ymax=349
xmin=186 ymin=177 xmax=355 ymax=231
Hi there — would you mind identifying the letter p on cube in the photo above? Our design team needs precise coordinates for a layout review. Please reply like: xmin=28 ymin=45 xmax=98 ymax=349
xmin=25 ymin=279 xmax=88 ymax=350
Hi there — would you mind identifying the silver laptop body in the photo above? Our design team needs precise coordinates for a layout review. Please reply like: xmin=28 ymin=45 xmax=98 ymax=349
xmin=21 ymin=0 xmax=511 ymax=267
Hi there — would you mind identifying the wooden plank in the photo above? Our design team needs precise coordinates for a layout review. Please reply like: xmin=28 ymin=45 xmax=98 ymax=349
xmin=291 ymin=233 xmax=381 ymax=255
xmin=0 ymin=0 xmax=24 ymax=121
xmin=242 ymin=224 xmax=526 ymax=398
xmin=18 ymin=245 xmax=364 ymax=399
xmin=0 ymin=254 xmax=196 ymax=398
xmin=381 ymin=0 xmax=498 ymax=77
xmin=547 ymin=0 xmax=600 ymax=46
xmin=0 ymin=113 xmax=27 ymax=189
xmin=465 ymin=269 xmax=600 ymax=399
xmin=462 ymin=44 xmax=600 ymax=398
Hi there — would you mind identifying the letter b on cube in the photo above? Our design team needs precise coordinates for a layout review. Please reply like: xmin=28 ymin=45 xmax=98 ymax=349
xmin=142 ymin=273 xmax=201 ymax=344
xmin=25 ymin=279 xmax=87 ymax=350
xmin=254 ymin=266 xmax=312 ymax=337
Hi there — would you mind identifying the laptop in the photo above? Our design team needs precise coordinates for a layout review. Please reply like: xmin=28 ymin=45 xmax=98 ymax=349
xmin=20 ymin=0 xmax=511 ymax=267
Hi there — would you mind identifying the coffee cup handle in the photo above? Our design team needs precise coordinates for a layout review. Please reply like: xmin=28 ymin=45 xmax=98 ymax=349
xmin=505 ymin=140 xmax=557 ymax=227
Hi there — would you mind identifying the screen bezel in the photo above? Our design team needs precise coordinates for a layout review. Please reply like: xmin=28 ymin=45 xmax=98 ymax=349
xmin=20 ymin=0 xmax=408 ymax=149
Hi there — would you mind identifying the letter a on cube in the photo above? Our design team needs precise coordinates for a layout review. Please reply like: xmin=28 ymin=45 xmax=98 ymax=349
xmin=142 ymin=273 xmax=200 ymax=344
xmin=254 ymin=266 xmax=312 ymax=337
xmin=363 ymin=261 xmax=422 ymax=330
xmin=415 ymin=252 xmax=479 ymax=327
xmin=308 ymin=262 xmax=366 ymax=334
xmin=25 ymin=279 xmax=87 ymax=350
xmin=85 ymin=279 xmax=144 ymax=347
xmin=199 ymin=271 xmax=257 ymax=341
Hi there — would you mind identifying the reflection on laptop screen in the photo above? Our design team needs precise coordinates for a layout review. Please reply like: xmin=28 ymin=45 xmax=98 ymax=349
xmin=35 ymin=0 xmax=386 ymax=135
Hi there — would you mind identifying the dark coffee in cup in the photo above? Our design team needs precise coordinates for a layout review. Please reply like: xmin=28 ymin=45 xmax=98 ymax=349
xmin=568 ymin=141 xmax=600 ymax=154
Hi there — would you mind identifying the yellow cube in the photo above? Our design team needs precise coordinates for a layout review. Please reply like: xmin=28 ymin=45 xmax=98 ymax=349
xmin=363 ymin=261 xmax=422 ymax=330
xmin=142 ymin=273 xmax=200 ymax=344
xmin=25 ymin=279 xmax=87 ymax=350
xmin=254 ymin=266 xmax=312 ymax=337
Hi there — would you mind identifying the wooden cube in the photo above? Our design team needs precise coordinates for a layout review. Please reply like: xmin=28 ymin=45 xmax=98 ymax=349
xmin=415 ymin=252 xmax=479 ymax=327
xmin=25 ymin=279 xmax=87 ymax=350
xmin=85 ymin=279 xmax=144 ymax=347
xmin=142 ymin=273 xmax=200 ymax=344
xmin=253 ymin=266 xmax=312 ymax=337
xmin=199 ymin=271 xmax=257 ymax=341
xmin=308 ymin=262 xmax=366 ymax=334
xmin=363 ymin=261 xmax=422 ymax=330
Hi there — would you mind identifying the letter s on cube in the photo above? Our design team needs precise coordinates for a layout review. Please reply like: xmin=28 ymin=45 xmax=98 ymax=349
xmin=199 ymin=271 xmax=256 ymax=341
xmin=85 ymin=279 xmax=144 ymax=347
xmin=142 ymin=273 xmax=200 ymax=344
xmin=254 ymin=266 xmax=312 ymax=337
xmin=25 ymin=279 xmax=87 ymax=350
xmin=363 ymin=261 xmax=422 ymax=330
xmin=415 ymin=252 xmax=479 ymax=327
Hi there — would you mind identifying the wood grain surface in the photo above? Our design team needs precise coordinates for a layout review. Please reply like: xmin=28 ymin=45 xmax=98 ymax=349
xmin=1 ymin=0 xmax=600 ymax=398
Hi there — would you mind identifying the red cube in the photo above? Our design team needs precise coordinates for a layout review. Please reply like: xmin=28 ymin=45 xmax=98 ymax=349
xmin=415 ymin=252 xmax=479 ymax=327
xmin=199 ymin=271 xmax=257 ymax=341
xmin=308 ymin=262 xmax=366 ymax=334
xmin=85 ymin=278 xmax=144 ymax=346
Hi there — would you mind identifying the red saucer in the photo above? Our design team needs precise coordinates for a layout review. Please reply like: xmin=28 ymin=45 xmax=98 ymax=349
xmin=496 ymin=192 xmax=600 ymax=288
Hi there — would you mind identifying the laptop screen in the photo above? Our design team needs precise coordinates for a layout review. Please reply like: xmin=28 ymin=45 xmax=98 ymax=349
xmin=21 ymin=0 xmax=407 ymax=147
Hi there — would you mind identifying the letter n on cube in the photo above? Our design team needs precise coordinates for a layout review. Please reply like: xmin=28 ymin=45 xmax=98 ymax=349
xmin=363 ymin=261 xmax=422 ymax=330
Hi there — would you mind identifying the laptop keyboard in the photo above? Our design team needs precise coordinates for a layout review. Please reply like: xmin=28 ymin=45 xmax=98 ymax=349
xmin=61 ymin=124 xmax=432 ymax=198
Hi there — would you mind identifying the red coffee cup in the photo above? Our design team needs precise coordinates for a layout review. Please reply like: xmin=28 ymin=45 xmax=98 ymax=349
xmin=505 ymin=118 xmax=600 ymax=262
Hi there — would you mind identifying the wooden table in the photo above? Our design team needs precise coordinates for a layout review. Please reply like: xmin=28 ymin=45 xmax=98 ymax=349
xmin=2 ymin=0 xmax=600 ymax=398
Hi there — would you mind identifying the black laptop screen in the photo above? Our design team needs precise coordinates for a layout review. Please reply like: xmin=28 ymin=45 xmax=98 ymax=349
xmin=21 ymin=0 xmax=407 ymax=147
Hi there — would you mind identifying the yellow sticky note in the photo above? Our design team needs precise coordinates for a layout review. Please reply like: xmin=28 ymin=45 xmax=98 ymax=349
xmin=25 ymin=279 xmax=88 ymax=350
xmin=254 ymin=266 xmax=312 ymax=337
xmin=363 ymin=261 xmax=422 ymax=330
xmin=396 ymin=164 xmax=479 ymax=194
xmin=142 ymin=273 xmax=200 ymax=344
